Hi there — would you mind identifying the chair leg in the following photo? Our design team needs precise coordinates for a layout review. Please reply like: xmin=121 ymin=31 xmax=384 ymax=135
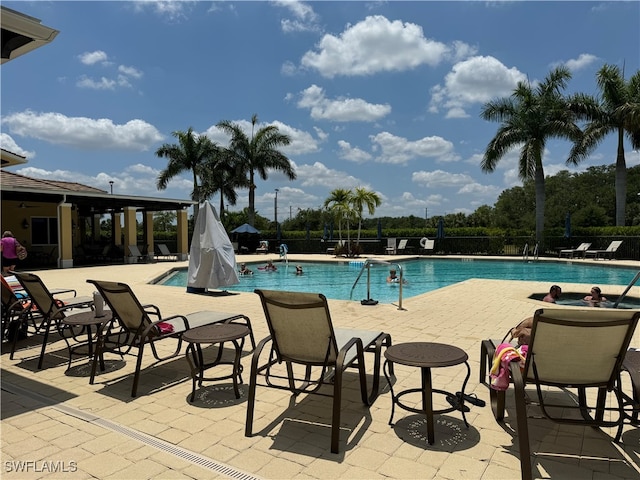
xmin=37 ymin=318 xmax=53 ymax=369
xmin=245 ymin=337 xmax=270 ymax=438
xmin=510 ymin=363 xmax=533 ymax=480
xmin=131 ymin=342 xmax=145 ymax=397
xmin=332 ymin=358 xmax=344 ymax=454
xmin=480 ymin=340 xmax=496 ymax=386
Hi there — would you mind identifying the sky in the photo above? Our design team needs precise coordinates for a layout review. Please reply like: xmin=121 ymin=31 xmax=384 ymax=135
xmin=2 ymin=1 xmax=639 ymax=222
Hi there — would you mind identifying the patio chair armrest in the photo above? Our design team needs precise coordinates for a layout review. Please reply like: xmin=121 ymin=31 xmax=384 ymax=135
xmin=337 ymin=337 xmax=365 ymax=368
xmin=143 ymin=314 xmax=189 ymax=337
xmin=141 ymin=304 xmax=161 ymax=318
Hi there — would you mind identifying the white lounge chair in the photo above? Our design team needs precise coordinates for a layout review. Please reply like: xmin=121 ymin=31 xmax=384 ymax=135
xmin=584 ymin=240 xmax=623 ymax=260
xmin=385 ymin=238 xmax=397 ymax=255
xmin=559 ymin=242 xmax=591 ymax=259
xmin=156 ymin=243 xmax=178 ymax=261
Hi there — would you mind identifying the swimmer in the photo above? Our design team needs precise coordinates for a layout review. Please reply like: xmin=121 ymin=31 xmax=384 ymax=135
xmin=584 ymin=286 xmax=607 ymax=305
xmin=263 ymin=260 xmax=277 ymax=271
xmin=543 ymin=285 xmax=561 ymax=303
xmin=239 ymin=263 xmax=253 ymax=275
xmin=386 ymin=269 xmax=406 ymax=284
xmin=295 ymin=265 xmax=304 ymax=275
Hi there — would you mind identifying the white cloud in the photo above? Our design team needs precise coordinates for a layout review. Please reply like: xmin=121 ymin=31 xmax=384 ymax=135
xmin=296 ymin=84 xmax=391 ymax=122
xmin=118 ymin=65 xmax=143 ymax=79
xmin=272 ymin=0 xmax=321 ymax=33
xmin=78 ymin=50 xmax=108 ymax=65
xmin=3 ymin=110 xmax=164 ymax=151
xmin=0 ymin=133 xmax=35 ymax=159
xmin=300 ymin=15 xmax=449 ymax=78
xmin=370 ymin=132 xmax=458 ymax=165
xmin=295 ymin=161 xmax=368 ymax=190
xmin=562 ymin=53 xmax=599 ymax=71
xmin=337 ymin=140 xmax=373 ymax=164
xmin=132 ymin=1 xmax=196 ymax=22
xmin=412 ymin=169 xmax=475 ymax=188
xmin=77 ymin=75 xmax=117 ymax=90
xmin=429 ymin=56 xmax=527 ymax=118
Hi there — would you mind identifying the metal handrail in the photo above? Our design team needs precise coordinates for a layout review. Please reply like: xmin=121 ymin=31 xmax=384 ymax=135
xmin=613 ymin=271 xmax=640 ymax=308
xmin=349 ymin=258 xmax=405 ymax=310
xmin=523 ymin=243 xmax=529 ymax=261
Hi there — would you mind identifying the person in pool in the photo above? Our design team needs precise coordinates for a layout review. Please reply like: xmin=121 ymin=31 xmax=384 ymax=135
xmin=584 ymin=286 xmax=607 ymax=304
xmin=386 ymin=269 xmax=406 ymax=284
xmin=543 ymin=285 xmax=562 ymax=303
xmin=263 ymin=260 xmax=277 ymax=271
xmin=295 ymin=265 xmax=304 ymax=275
xmin=239 ymin=263 xmax=253 ymax=275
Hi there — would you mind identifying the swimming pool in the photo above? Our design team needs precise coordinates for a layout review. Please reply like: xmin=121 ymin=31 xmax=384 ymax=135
xmin=157 ymin=259 xmax=640 ymax=305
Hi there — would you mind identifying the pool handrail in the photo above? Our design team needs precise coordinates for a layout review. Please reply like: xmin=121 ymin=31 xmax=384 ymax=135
xmin=613 ymin=271 xmax=640 ymax=309
xmin=349 ymin=258 xmax=406 ymax=310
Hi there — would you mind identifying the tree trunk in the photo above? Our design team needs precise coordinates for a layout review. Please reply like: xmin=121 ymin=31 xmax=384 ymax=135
xmin=615 ymin=127 xmax=627 ymax=226
xmin=248 ymin=170 xmax=255 ymax=226
xmin=534 ymin=165 xmax=546 ymax=246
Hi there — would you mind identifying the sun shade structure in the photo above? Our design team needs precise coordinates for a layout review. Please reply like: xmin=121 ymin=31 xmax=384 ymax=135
xmin=246 ymin=289 xmax=392 ymax=453
xmin=230 ymin=223 xmax=261 ymax=235
xmin=480 ymin=308 xmax=639 ymax=480
xmin=188 ymin=202 xmax=239 ymax=291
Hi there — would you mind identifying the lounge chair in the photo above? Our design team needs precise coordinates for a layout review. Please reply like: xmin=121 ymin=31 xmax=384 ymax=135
xmin=87 ymin=279 xmax=255 ymax=397
xmin=421 ymin=237 xmax=435 ymax=254
xmin=395 ymin=239 xmax=410 ymax=254
xmin=558 ymin=242 xmax=591 ymax=258
xmin=385 ymin=237 xmax=397 ymax=255
xmin=246 ymin=289 xmax=392 ymax=453
xmin=1 ymin=276 xmax=34 ymax=354
xmin=584 ymin=240 xmax=623 ymax=260
xmin=12 ymin=272 xmax=93 ymax=369
xmin=480 ymin=308 xmax=640 ymax=480
xmin=256 ymin=240 xmax=269 ymax=254
xmin=156 ymin=243 xmax=178 ymax=261
xmin=127 ymin=245 xmax=147 ymax=263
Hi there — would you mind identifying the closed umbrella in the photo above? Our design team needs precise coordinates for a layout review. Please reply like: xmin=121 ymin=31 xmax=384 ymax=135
xmin=436 ymin=217 xmax=445 ymax=239
xmin=323 ymin=223 xmax=328 ymax=240
xmin=377 ymin=218 xmax=382 ymax=240
xmin=564 ymin=212 xmax=571 ymax=238
xmin=187 ymin=201 xmax=238 ymax=293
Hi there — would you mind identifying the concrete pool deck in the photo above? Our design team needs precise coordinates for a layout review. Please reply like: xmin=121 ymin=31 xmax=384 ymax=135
xmin=2 ymin=254 xmax=639 ymax=479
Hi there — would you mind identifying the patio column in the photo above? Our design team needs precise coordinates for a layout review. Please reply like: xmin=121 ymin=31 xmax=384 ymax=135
xmin=123 ymin=206 xmax=137 ymax=260
xmin=176 ymin=208 xmax=189 ymax=261
xmin=113 ymin=212 xmax=122 ymax=246
xmin=57 ymin=202 xmax=73 ymax=268
xmin=144 ymin=211 xmax=154 ymax=261
xmin=93 ymin=213 xmax=102 ymax=241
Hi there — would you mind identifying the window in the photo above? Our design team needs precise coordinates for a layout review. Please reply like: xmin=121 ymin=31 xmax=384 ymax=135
xmin=31 ymin=217 xmax=58 ymax=245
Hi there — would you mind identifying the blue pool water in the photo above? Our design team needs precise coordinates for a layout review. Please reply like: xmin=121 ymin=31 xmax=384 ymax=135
xmin=158 ymin=259 xmax=640 ymax=305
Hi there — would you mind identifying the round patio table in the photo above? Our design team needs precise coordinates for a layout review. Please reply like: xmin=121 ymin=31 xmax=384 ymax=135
xmin=383 ymin=342 xmax=471 ymax=444
xmin=61 ymin=310 xmax=111 ymax=371
xmin=183 ymin=323 xmax=250 ymax=402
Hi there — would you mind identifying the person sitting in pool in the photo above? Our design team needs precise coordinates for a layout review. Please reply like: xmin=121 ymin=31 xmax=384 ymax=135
xmin=239 ymin=263 xmax=253 ymax=275
xmin=584 ymin=286 xmax=607 ymax=304
xmin=263 ymin=260 xmax=277 ymax=271
xmin=295 ymin=265 xmax=304 ymax=275
xmin=386 ymin=269 xmax=406 ymax=284
xmin=543 ymin=285 xmax=562 ymax=303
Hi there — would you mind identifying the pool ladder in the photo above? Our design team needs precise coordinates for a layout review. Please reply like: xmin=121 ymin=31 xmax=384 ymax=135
xmin=349 ymin=258 xmax=405 ymax=310
xmin=523 ymin=243 xmax=539 ymax=262
xmin=613 ymin=271 xmax=640 ymax=308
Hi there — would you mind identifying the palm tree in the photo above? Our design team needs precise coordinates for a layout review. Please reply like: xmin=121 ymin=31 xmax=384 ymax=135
xmin=324 ymin=188 xmax=353 ymax=253
xmin=480 ymin=66 xmax=582 ymax=244
xmin=199 ymin=150 xmax=248 ymax=218
xmin=216 ymin=114 xmax=296 ymax=226
xmin=568 ymin=64 xmax=640 ymax=225
xmin=351 ymin=187 xmax=381 ymax=244
xmin=155 ymin=127 xmax=218 ymax=221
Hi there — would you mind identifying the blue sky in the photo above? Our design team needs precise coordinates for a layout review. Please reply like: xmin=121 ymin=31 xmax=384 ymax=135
xmin=2 ymin=1 xmax=639 ymax=221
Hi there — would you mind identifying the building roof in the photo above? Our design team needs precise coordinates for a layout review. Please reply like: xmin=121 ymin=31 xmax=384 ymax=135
xmin=1 ymin=6 xmax=59 ymax=64
xmin=1 ymin=170 xmax=196 ymax=214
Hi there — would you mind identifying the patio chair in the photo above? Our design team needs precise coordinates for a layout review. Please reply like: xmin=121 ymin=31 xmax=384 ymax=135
xmin=395 ymin=239 xmax=409 ymax=254
xmin=246 ymin=289 xmax=392 ymax=453
xmin=12 ymin=271 xmax=94 ymax=369
xmin=385 ymin=237 xmax=397 ymax=255
xmin=558 ymin=242 xmax=591 ymax=259
xmin=87 ymin=279 xmax=255 ymax=397
xmin=420 ymin=237 xmax=435 ymax=255
xmin=1 ymin=275 xmax=34 ymax=353
xmin=127 ymin=245 xmax=146 ymax=263
xmin=156 ymin=243 xmax=178 ymax=261
xmin=256 ymin=240 xmax=269 ymax=254
xmin=584 ymin=240 xmax=623 ymax=260
xmin=480 ymin=308 xmax=639 ymax=480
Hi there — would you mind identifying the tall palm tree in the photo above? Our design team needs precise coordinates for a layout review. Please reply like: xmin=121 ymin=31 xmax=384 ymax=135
xmin=568 ymin=64 xmax=640 ymax=225
xmin=324 ymin=188 xmax=353 ymax=252
xmin=351 ymin=187 xmax=381 ymax=244
xmin=199 ymin=150 xmax=248 ymax=218
xmin=216 ymin=114 xmax=296 ymax=226
xmin=480 ymin=66 xmax=582 ymax=244
xmin=155 ymin=127 xmax=218 ymax=221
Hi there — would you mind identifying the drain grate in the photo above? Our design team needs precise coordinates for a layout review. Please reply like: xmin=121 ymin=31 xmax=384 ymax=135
xmin=3 ymin=382 xmax=261 ymax=480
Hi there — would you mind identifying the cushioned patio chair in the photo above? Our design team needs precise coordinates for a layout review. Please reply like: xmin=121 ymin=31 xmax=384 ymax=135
xmin=480 ymin=308 xmax=639 ymax=480
xmin=87 ymin=279 xmax=255 ymax=397
xmin=256 ymin=240 xmax=269 ymax=254
xmin=584 ymin=240 xmax=623 ymax=260
xmin=12 ymin=271 xmax=94 ymax=369
xmin=558 ymin=242 xmax=591 ymax=258
xmin=156 ymin=243 xmax=178 ymax=261
xmin=246 ymin=289 xmax=392 ymax=453
xmin=2 ymin=275 xmax=35 ymax=355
